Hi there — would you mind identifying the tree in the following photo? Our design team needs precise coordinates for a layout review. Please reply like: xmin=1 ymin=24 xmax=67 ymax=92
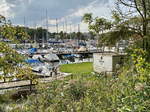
xmin=0 ymin=15 xmax=35 ymax=86
xmin=0 ymin=42 xmax=23 ymax=82
xmin=59 ymin=31 xmax=65 ymax=39
xmin=82 ymin=13 xmax=112 ymax=47
xmin=82 ymin=13 xmax=93 ymax=24
xmin=98 ymin=11 xmax=141 ymax=47
xmin=116 ymin=0 xmax=150 ymax=50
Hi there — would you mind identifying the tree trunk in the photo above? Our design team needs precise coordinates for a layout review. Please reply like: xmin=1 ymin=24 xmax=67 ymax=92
xmin=142 ymin=0 xmax=148 ymax=50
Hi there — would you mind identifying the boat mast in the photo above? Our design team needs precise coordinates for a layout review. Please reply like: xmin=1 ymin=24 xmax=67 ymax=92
xmin=70 ymin=24 xmax=72 ymax=40
xmin=41 ymin=16 xmax=44 ymax=48
xmin=65 ymin=18 xmax=68 ymax=39
xmin=34 ymin=22 xmax=37 ymax=48
xmin=56 ymin=18 xmax=59 ymax=34
xmin=23 ymin=16 xmax=27 ymax=48
xmin=73 ymin=24 xmax=76 ymax=40
xmin=78 ymin=23 xmax=80 ymax=46
xmin=46 ymin=9 xmax=49 ymax=47
xmin=65 ymin=18 xmax=68 ymax=33
xmin=56 ymin=18 xmax=59 ymax=40
xmin=63 ymin=22 xmax=65 ymax=33
xmin=74 ymin=24 xmax=76 ymax=33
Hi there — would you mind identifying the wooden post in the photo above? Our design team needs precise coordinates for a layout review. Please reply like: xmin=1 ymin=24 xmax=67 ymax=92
xmin=30 ymin=79 xmax=32 ymax=91
xmin=3 ymin=76 xmax=6 ymax=83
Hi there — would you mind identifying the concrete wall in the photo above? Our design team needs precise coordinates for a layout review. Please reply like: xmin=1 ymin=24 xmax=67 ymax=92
xmin=93 ymin=53 xmax=126 ymax=74
xmin=93 ymin=53 xmax=113 ymax=73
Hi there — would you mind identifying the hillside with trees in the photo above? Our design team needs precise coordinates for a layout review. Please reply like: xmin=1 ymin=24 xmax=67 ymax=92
xmin=0 ymin=26 xmax=95 ymax=43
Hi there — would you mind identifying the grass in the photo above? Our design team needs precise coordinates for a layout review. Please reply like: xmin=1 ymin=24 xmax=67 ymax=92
xmin=1 ymin=62 xmax=150 ymax=112
xmin=60 ymin=62 xmax=93 ymax=75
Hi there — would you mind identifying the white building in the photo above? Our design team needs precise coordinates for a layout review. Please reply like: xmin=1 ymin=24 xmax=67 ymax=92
xmin=93 ymin=53 xmax=126 ymax=74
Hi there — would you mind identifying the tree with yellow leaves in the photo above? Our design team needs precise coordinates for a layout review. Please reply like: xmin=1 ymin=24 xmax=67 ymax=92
xmin=0 ymin=15 xmax=36 ymax=91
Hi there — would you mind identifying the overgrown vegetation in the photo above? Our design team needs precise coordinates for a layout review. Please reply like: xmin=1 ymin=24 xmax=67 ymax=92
xmin=0 ymin=58 xmax=149 ymax=112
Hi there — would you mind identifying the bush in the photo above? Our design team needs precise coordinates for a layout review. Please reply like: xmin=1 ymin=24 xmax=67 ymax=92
xmin=65 ymin=80 xmax=87 ymax=101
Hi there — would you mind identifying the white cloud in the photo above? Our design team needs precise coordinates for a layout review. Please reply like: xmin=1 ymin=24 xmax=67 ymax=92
xmin=44 ymin=0 xmax=114 ymax=33
xmin=68 ymin=0 xmax=98 ymax=18
xmin=0 ymin=0 xmax=15 ymax=17
xmin=0 ymin=0 xmax=114 ymax=33
xmin=68 ymin=0 xmax=114 ymax=19
xmin=65 ymin=0 xmax=115 ymax=32
xmin=0 ymin=0 xmax=34 ymax=18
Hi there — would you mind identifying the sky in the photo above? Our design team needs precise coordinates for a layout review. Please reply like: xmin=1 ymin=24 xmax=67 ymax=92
xmin=0 ymin=0 xmax=115 ymax=32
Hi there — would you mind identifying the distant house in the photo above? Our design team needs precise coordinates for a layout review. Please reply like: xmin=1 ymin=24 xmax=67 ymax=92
xmin=93 ymin=53 xmax=126 ymax=74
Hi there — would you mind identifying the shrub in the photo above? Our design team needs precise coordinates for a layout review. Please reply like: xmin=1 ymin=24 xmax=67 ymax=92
xmin=65 ymin=80 xmax=87 ymax=101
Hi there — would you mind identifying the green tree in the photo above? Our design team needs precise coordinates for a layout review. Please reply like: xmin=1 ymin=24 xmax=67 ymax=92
xmin=0 ymin=15 xmax=35 ymax=85
xmin=82 ymin=13 xmax=112 ymax=47
xmin=59 ymin=31 xmax=65 ymax=39
xmin=82 ymin=13 xmax=93 ymax=24
xmin=116 ymin=0 xmax=150 ymax=50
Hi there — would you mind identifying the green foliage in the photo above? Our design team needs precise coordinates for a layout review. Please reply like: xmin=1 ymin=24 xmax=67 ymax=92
xmin=111 ymin=10 xmax=122 ymax=25
xmin=0 ymin=15 xmax=35 ymax=82
xmin=100 ymin=24 xmax=138 ymax=46
xmin=83 ymin=0 xmax=150 ymax=48
xmin=116 ymin=48 xmax=150 ymax=112
xmin=0 ymin=42 xmax=24 ymax=81
xmin=82 ymin=13 xmax=93 ymax=24
xmin=82 ymin=14 xmax=112 ymax=34
xmin=0 ymin=57 xmax=150 ymax=112
xmin=66 ymin=80 xmax=87 ymax=101
xmin=116 ymin=0 xmax=150 ymax=51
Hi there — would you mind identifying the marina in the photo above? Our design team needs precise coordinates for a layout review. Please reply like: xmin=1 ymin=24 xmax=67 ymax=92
xmin=1 ymin=0 xmax=148 ymax=111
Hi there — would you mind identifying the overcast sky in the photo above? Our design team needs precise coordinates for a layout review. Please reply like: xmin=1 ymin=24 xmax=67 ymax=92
xmin=0 ymin=0 xmax=115 ymax=32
